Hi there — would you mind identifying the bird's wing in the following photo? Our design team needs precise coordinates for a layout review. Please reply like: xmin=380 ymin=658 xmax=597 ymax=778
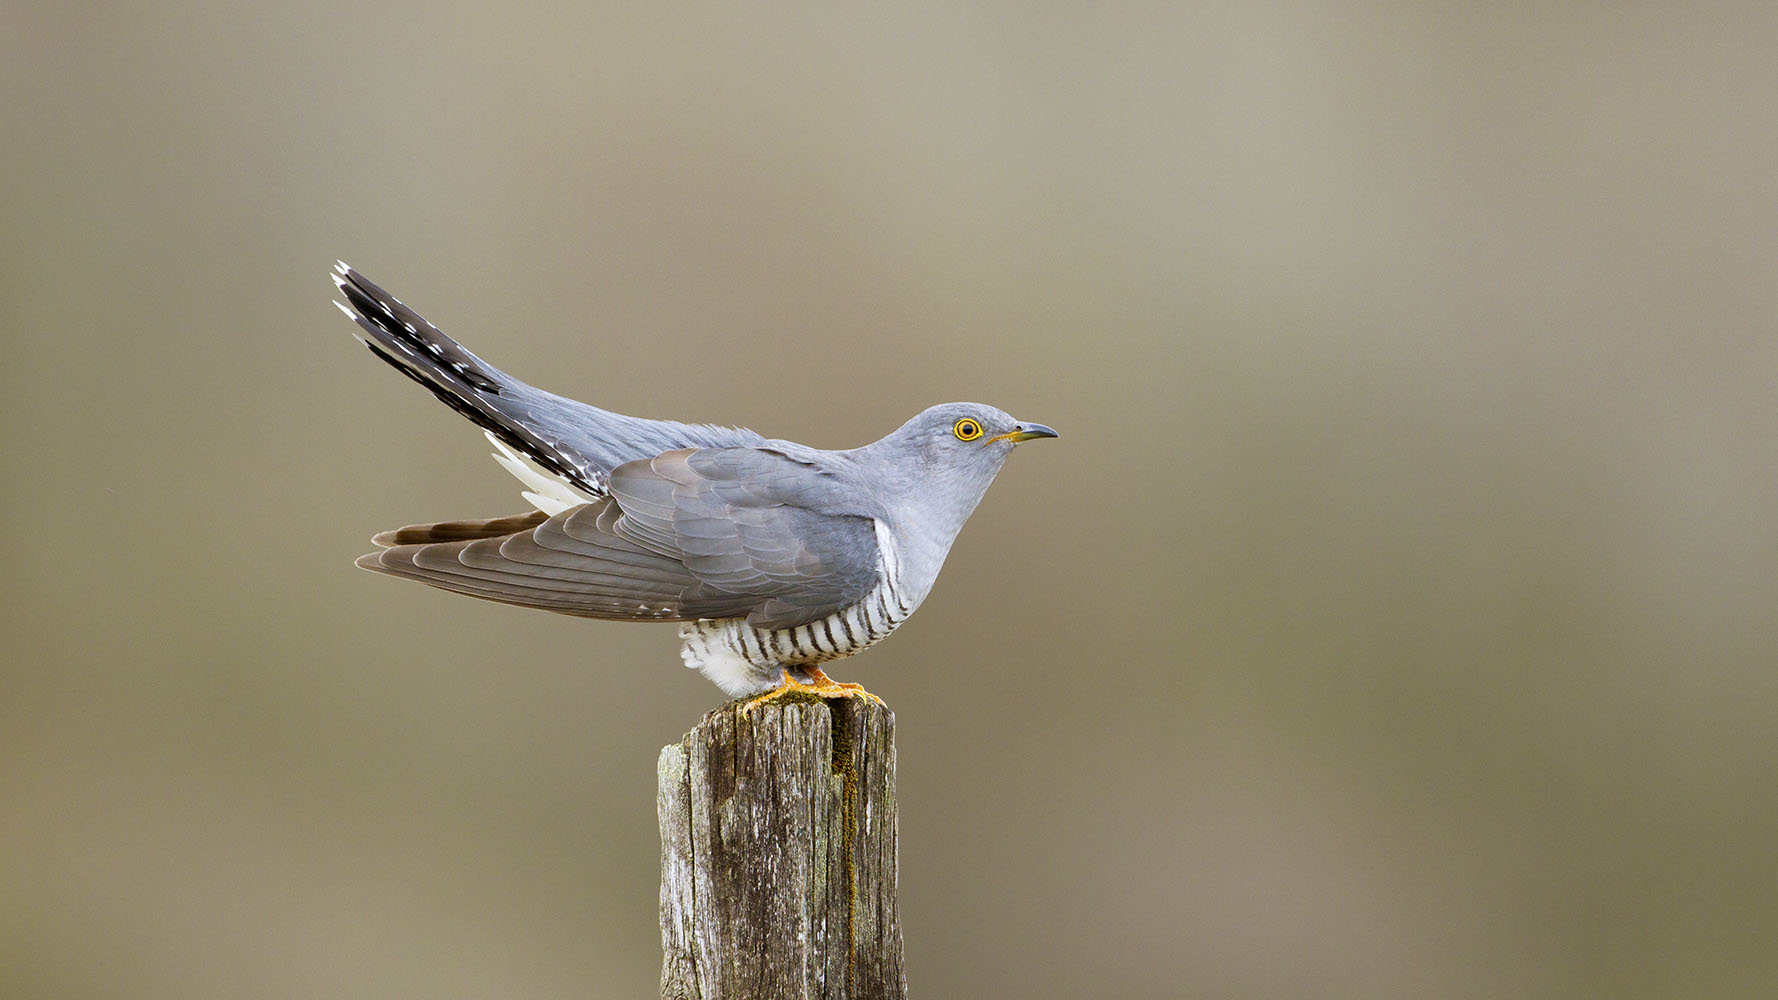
xmin=356 ymin=501 xmax=762 ymax=622
xmin=607 ymin=447 xmax=883 ymax=630
xmin=331 ymin=263 xmax=765 ymax=502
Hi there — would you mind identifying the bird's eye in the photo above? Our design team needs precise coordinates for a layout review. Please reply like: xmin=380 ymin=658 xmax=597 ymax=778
xmin=953 ymin=418 xmax=983 ymax=441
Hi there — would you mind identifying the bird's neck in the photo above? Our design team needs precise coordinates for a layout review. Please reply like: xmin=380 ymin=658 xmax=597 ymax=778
xmin=846 ymin=437 xmax=1000 ymax=601
xmin=878 ymin=479 xmax=993 ymax=604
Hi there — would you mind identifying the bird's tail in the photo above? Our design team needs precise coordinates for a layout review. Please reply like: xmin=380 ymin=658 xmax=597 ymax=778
xmin=329 ymin=262 xmax=605 ymax=498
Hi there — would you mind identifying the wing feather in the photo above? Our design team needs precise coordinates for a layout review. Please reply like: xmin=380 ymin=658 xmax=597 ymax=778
xmin=372 ymin=511 xmax=549 ymax=547
xmin=358 ymin=547 xmax=612 ymax=615
xmin=355 ymin=447 xmax=882 ymax=630
xmin=606 ymin=448 xmax=882 ymax=629
xmin=356 ymin=499 xmax=761 ymax=621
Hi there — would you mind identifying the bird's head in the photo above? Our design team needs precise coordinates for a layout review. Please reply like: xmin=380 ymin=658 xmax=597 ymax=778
xmin=861 ymin=402 xmax=1058 ymax=550
xmin=879 ymin=402 xmax=1058 ymax=496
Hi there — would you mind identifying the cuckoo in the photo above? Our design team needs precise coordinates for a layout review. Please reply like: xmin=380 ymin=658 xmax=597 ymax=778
xmin=330 ymin=262 xmax=1056 ymax=700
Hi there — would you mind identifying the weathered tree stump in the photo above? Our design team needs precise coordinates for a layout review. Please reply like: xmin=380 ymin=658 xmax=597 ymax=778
xmin=657 ymin=695 xmax=905 ymax=1000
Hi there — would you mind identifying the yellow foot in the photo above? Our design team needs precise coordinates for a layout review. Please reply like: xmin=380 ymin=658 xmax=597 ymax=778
xmin=740 ymin=668 xmax=883 ymax=712
xmin=805 ymin=665 xmax=884 ymax=705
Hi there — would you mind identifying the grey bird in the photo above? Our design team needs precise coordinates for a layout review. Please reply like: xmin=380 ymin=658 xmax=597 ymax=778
xmin=330 ymin=262 xmax=1056 ymax=700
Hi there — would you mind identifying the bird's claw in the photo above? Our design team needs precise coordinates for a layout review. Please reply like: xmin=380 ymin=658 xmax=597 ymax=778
xmin=740 ymin=668 xmax=883 ymax=712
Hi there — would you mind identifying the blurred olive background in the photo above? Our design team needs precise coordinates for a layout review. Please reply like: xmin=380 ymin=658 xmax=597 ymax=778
xmin=5 ymin=3 xmax=1777 ymax=998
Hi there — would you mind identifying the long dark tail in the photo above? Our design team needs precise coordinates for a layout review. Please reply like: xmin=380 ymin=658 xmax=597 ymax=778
xmin=329 ymin=262 xmax=605 ymax=497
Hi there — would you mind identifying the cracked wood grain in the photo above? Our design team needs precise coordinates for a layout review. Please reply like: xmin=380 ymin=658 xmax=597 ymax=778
xmin=658 ymin=696 xmax=904 ymax=1000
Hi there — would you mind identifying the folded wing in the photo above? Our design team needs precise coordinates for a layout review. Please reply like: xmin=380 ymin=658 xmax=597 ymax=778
xmin=607 ymin=448 xmax=881 ymax=629
xmin=357 ymin=448 xmax=881 ymax=630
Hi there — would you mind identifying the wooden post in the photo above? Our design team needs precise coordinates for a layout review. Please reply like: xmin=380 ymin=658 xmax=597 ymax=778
xmin=657 ymin=695 xmax=905 ymax=1000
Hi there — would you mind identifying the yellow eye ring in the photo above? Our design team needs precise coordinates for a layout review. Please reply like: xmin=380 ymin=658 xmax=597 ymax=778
xmin=953 ymin=418 xmax=983 ymax=441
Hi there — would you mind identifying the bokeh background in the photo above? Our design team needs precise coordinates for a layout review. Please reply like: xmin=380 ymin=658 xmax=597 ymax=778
xmin=6 ymin=3 xmax=1778 ymax=997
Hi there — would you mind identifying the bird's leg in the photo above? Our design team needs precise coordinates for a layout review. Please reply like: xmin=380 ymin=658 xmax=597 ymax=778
xmin=803 ymin=666 xmax=883 ymax=704
xmin=740 ymin=667 xmax=882 ymax=712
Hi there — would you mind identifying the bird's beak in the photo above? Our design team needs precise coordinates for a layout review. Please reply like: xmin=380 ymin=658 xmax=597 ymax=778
xmin=990 ymin=421 xmax=1059 ymax=445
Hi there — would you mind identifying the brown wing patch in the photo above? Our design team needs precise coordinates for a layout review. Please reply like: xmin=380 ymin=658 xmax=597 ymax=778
xmin=371 ymin=510 xmax=550 ymax=547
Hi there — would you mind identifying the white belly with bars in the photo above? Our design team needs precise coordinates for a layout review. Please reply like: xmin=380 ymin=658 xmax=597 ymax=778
xmin=679 ymin=519 xmax=918 ymax=696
